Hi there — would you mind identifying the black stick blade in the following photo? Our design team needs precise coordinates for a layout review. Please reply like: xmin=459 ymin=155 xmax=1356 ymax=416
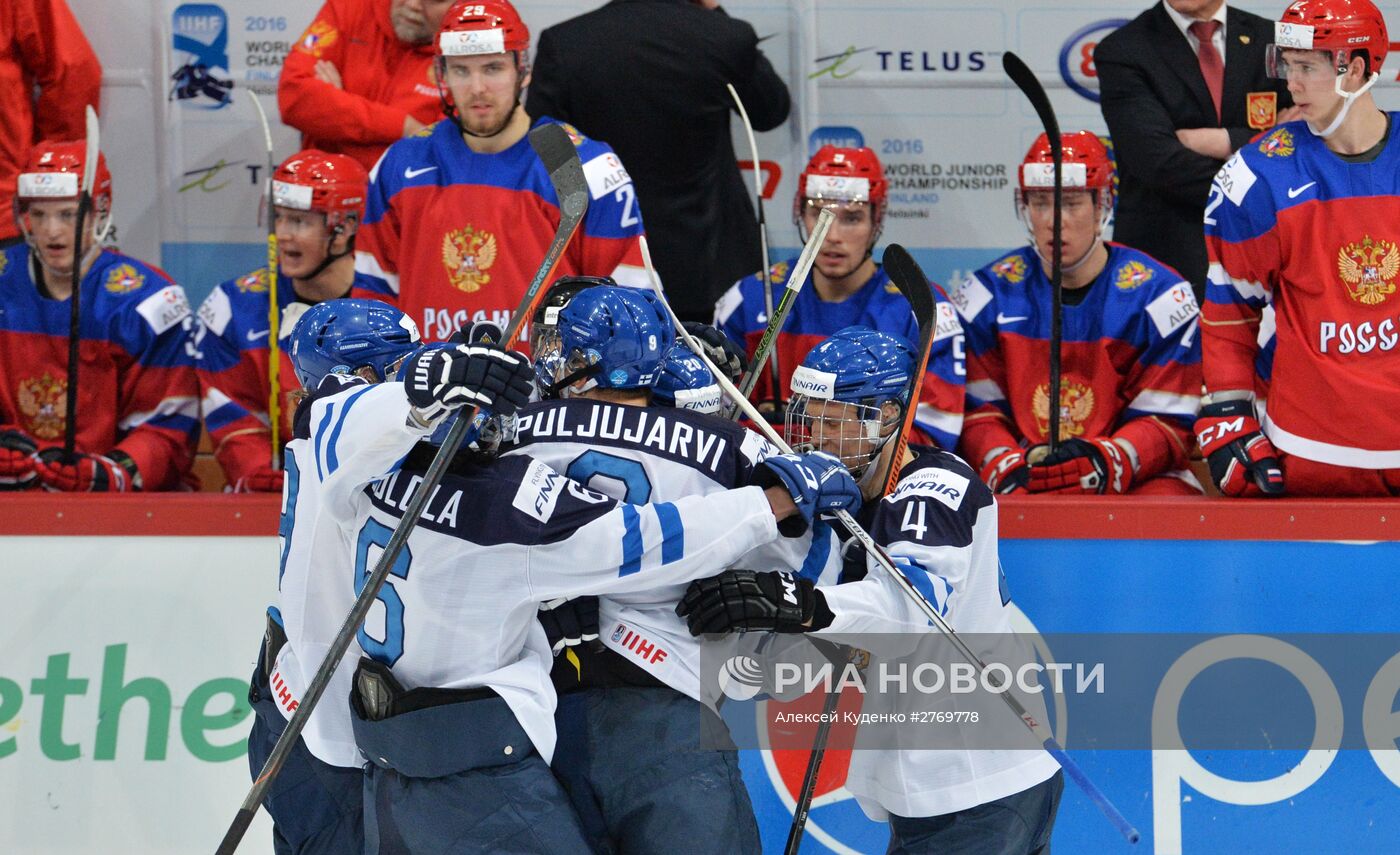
xmin=529 ymin=123 xmax=588 ymax=220
xmin=1002 ymin=52 xmax=1060 ymax=143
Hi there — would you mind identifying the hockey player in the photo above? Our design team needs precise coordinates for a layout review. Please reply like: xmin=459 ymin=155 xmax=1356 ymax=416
xmin=247 ymin=297 xmax=536 ymax=854
xmin=715 ymin=144 xmax=965 ymax=449
xmin=344 ymin=364 xmax=861 ymax=851
xmin=654 ymin=343 xmax=723 ymax=414
xmin=506 ymin=285 xmax=844 ymax=854
xmin=954 ymin=132 xmax=1203 ymax=495
xmin=1198 ymin=0 xmax=1400 ymax=496
xmin=678 ymin=327 xmax=1064 ymax=855
xmin=0 ymin=140 xmax=198 ymax=492
xmin=192 ymin=149 xmax=385 ymax=492
xmin=354 ymin=0 xmax=650 ymax=342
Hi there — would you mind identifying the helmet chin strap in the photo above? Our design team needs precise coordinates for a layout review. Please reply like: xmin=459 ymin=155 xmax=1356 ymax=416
xmin=1308 ymin=72 xmax=1380 ymax=139
xmin=295 ymin=226 xmax=352 ymax=284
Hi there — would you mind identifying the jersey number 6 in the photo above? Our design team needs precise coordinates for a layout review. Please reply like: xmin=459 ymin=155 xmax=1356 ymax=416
xmin=353 ymin=518 xmax=414 ymax=666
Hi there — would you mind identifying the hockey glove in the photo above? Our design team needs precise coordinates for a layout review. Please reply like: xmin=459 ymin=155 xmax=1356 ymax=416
xmin=0 ymin=427 xmax=39 ymax=491
xmin=755 ymin=451 xmax=862 ymax=536
xmin=1026 ymin=437 xmax=1134 ymax=494
xmin=34 ymin=448 xmax=138 ymax=492
xmin=538 ymin=596 xmax=602 ymax=656
xmin=979 ymin=447 xmax=1029 ymax=494
xmin=402 ymin=344 xmax=535 ymax=423
xmin=1195 ymin=399 xmax=1284 ymax=497
xmin=682 ymin=322 xmax=747 ymax=384
xmin=232 ymin=466 xmax=285 ymax=494
xmin=447 ymin=320 xmax=504 ymax=346
xmin=677 ymin=569 xmax=832 ymax=635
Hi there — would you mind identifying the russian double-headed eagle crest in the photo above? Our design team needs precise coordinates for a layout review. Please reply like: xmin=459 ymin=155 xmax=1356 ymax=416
xmin=993 ymin=254 xmax=1027 ymax=284
xmin=1032 ymin=380 xmax=1094 ymax=440
xmin=1336 ymin=235 xmax=1399 ymax=306
xmin=441 ymin=225 xmax=498 ymax=294
xmin=18 ymin=373 xmax=67 ymax=439
xmin=104 ymin=263 xmax=145 ymax=294
xmin=1259 ymin=128 xmax=1295 ymax=158
xmin=1114 ymin=260 xmax=1154 ymax=291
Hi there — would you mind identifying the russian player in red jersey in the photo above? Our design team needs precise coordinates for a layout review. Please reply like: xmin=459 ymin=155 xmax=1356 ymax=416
xmin=1199 ymin=0 xmax=1400 ymax=496
xmin=354 ymin=0 xmax=649 ymax=342
xmin=715 ymin=145 xmax=966 ymax=450
xmin=192 ymin=149 xmax=386 ymax=492
xmin=954 ymin=132 xmax=1203 ymax=495
xmin=0 ymin=141 xmax=198 ymax=492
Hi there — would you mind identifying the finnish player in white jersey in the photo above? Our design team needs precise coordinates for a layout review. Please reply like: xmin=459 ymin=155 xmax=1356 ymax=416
xmin=679 ymin=327 xmax=1063 ymax=855
xmin=501 ymin=281 xmax=844 ymax=854
xmin=248 ymin=298 xmax=535 ymax=854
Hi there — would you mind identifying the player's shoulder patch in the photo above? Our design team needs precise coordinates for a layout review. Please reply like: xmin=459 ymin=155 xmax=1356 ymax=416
xmin=554 ymin=121 xmax=587 ymax=147
xmin=134 ymin=282 xmax=192 ymax=336
xmin=932 ymin=299 xmax=962 ymax=343
xmin=766 ymin=259 xmax=791 ymax=285
xmin=987 ymin=251 xmax=1029 ymax=285
xmin=949 ymin=272 xmax=993 ymax=323
xmin=1214 ymin=149 xmax=1259 ymax=207
xmin=197 ymin=285 xmax=234 ymax=337
xmin=1145 ymin=280 xmax=1200 ymax=339
xmin=103 ymin=262 xmax=146 ymax=295
xmin=581 ymin=150 xmax=633 ymax=201
xmin=512 ymin=457 xmax=566 ymax=523
xmin=1257 ymin=126 xmax=1296 ymax=159
xmin=235 ymin=268 xmax=270 ymax=294
xmin=887 ymin=462 xmax=971 ymax=512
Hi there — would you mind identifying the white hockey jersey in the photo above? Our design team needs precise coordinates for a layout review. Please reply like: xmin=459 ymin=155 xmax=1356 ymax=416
xmin=274 ymin=376 xmax=436 ymax=768
xmin=815 ymin=449 xmax=1061 ymax=820
xmin=353 ymin=447 xmax=784 ymax=764
xmin=502 ymin=397 xmax=843 ymax=700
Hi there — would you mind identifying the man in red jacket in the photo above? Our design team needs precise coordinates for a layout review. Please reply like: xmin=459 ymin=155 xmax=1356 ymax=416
xmin=0 ymin=0 xmax=101 ymax=245
xmin=278 ymin=0 xmax=454 ymax=171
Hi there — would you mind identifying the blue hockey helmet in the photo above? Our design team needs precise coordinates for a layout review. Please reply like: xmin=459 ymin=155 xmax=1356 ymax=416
xmin=787 ymin=326 xmax=916 ymax=475
xmin=654 ymin=345 xmax=722 ymax=414
xmin=289 ymin=298 xmax=422 ymax=388
xmin=536 ymin=285 xmax=675 ymax=396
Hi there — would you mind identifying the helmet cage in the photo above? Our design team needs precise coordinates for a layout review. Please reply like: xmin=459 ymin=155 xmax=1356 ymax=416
xmin=785 ymin=393 xmax=888 ymax=477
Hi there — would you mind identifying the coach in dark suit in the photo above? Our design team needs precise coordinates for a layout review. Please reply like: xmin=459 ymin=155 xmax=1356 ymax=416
xmin=527 ymin=0 xmax=790 ymax=321
xmin=1095 ymin=0 xmax=1294 ymax=293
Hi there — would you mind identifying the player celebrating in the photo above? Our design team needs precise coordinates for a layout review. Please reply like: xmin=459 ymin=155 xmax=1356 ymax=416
xmin=715 ymin=144 xmax=965 ymax=449
xmin=1199 ymin=0 xmax=1400 ymax=496
xmin=354 ymin=0 xmax=649 ymax=342
xmin=678 ymin=327 xmax=1064 ymax=855
xmin=0 ymin=140 xmax=197 ymax=492
xmin=506 ymin=284 xmax=844 ymax=854
xmin=247 ymin=297 xmax=535 ymax=854
xmin=192 ymin=149 xmax=384 ymax=492
xmin=954 ymin=132 xmax=1202 ymax=495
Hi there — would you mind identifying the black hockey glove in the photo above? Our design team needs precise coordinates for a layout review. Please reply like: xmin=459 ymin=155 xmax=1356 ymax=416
xmin=682 ymin=322 xmax=747 ymax=384
xmin=677 ymin=570 xmax=834 ymax=635
xmin=403 ymin=344 xmax=534 ymax=423
xmin=537 ymin=596 xmax=602 ymax=656
xmin=447 ymin=320 xmax=504 ymax=346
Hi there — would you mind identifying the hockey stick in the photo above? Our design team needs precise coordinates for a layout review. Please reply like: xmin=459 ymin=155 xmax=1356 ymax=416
xmin=62 ymin=106 xmax=99 ymax=461
xmin=245 ymin=92 xmax=282 ymax=470
xmin=643 ymin=240 xmax=1141 ymax=846
xmin=729 ymin=208 xmax=833 ymax=418
xmin=1002 ymin=52 xmax=1065 ymax=455
xmin=784 ymin=244 xmax=936 ymax=854
xmin=214 ymin=122 xmax=588 ymax=855
xmin=727 ymin=82 xmax=781 ymax=400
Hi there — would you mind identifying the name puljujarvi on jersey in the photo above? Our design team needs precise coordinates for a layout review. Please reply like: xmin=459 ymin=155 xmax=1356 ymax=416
xmin=513 ymin=404 xmax=731 ymax=474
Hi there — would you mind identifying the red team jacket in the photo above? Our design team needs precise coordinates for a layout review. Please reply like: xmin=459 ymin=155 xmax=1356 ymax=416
xmin=0 ymin=245 xmax=198 ymax=489
xmin=1204 ymin=120 xmax=1400 ymax=469
xmin=191 ymin=267 xmax=387 ymax=485
xmin=355 ymin=118 xmax=648 ymax=343
xmin=953 ymin=243 xmax=1201 ymax=483
xmin=714 ymin=258 xmax=966 ymax=451
xmin=278 ymin=0 xmax=441 ymax=171
xmin=0 ymin=0 xmax=102 ymax=241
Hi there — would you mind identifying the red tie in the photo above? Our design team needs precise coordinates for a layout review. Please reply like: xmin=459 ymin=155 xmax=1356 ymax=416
xmin=1190 ymin=20 xmax=1224 ymax=122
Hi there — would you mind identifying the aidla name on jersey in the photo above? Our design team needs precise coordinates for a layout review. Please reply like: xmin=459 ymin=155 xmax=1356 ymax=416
xmin=514 ymin=405 xmax=731 ymax=474
xmin=1319 ymin=317 xmax=1400 ymax=355
xmin=369 ymin=470 xmax=464 ymax=527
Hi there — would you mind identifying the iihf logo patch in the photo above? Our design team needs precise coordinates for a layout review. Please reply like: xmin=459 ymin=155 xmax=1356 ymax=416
xmin=611 ymin=624 xmax=626 ymax=643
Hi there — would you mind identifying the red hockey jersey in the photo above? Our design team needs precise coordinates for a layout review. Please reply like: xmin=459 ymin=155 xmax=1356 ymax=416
xmin=0 ymin=245 xmax=198 ymax=489
xmin=1203 ymin=119 xmax=1400 ymax=468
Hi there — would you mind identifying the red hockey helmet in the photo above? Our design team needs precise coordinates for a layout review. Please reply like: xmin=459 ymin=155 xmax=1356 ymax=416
xmin=794 ymin=145 xmax=888 ymax=243
xmin=272 ymin=150 xmax=368 ymax=227
xmin=1274 ymin=0 xmax=1388 ymax=76
xmin=16 ymin=140 xmax=112 ymax=217
xmin=1015 ymin=131 xmax=1114 ymax=241
xmin=436 ymin=0 xmax=530 ymax=60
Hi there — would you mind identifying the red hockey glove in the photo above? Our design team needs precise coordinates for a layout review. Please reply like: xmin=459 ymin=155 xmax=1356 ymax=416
xmin=233 ymin=466 xmax=285 ymax=494
xmin=34 ymin=448 xmax=138 ymax=492
xmin=1027 ymin=437 xmax=1134 ymax=494
xmin=979 ymin=447 xmax=1029 ymax=493
xmin=1194 ymin=399 xmax=1284 ymax=497
xmin=0 ymin=427 xmax=39 ymax=490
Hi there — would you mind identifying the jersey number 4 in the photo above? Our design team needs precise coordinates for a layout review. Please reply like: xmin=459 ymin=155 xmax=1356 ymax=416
xmin=353 ymin=518 xmax=414 ymax=666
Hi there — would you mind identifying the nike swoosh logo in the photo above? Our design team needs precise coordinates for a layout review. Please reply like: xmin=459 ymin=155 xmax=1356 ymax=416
xmin=996 ymin=313 xmax=1029 ymax=324
xmin=1287 ymin=182 xmax=1316 ymax=199
xmin=246 ymin=329 xmax=270 ymax=342
xmin=404 ymin=166 xmax=437 ymax=179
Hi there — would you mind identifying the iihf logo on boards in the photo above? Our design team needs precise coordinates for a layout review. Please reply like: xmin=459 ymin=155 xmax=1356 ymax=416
xmin=171 ymin=4 xmax=234 ymax=108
